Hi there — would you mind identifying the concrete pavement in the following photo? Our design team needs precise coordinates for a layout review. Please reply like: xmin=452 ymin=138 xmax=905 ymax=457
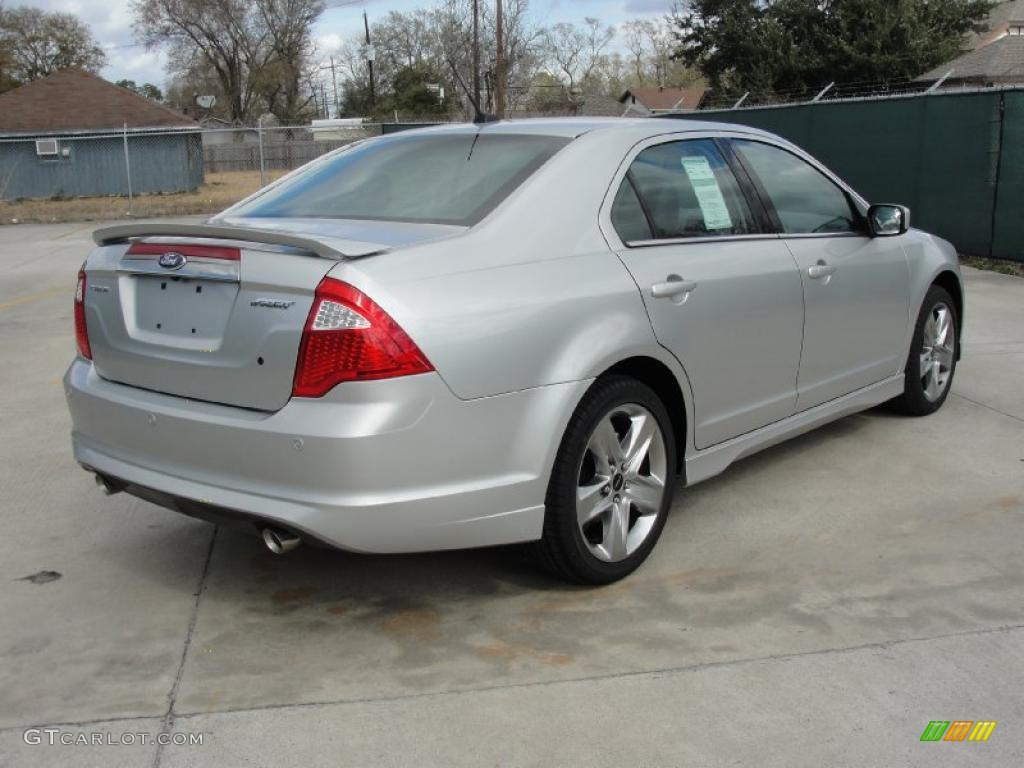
xmin=0 ymin=221 xmax=1021 ymax=767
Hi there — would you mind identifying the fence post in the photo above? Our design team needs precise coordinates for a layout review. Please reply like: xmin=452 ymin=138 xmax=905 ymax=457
xmin=122 ymin=123 xmax=133 ymax=214
xmin=257 ymin=116 xmax=266 ymax=187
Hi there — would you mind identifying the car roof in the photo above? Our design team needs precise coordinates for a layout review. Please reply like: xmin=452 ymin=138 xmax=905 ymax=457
xmin=409 ymin=117 xmax=773 ymax=140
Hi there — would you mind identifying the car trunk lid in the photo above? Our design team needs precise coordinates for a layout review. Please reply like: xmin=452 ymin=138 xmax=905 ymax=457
xmin=84 ymin=224 xmax=385 ymax=411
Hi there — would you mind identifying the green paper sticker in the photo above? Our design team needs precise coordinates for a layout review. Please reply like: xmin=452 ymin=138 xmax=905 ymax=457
xmin=681 ymin=156 xmax=733 ymax=230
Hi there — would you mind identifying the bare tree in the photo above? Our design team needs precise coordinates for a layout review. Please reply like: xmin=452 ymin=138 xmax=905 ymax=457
xmin=0 ymin=5 xmax=106 ymax=88
xmin=497 ymin=0 xmax=543 ymax=111
xmin=254 ymin=0 xmax=323 ymax=122
xmin=541 ymin=17 xmax=614 ymax=94
xmin=331 ymin=0 xmax=541 ymax=118
xmin=134 ymin=0 xmax=322 ymax=123
xmin=617 ymin=17 xmax=701 ymax=90
xmin=135 ymin=0 xmax=260 ymax=122
xmin=622 ymin=19 xmax=651 ymax=83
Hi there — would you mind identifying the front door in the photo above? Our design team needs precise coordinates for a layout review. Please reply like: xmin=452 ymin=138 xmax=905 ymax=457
xmin=609 ymin=138 xmax=805 ymax=449
xmin=731 ymin=139 xmax=910 ymax=410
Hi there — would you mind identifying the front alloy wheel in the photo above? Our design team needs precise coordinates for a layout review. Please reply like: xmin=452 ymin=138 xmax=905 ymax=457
xmin=919 ymin=302 xmax=955 ymax=402
xmin=892 ymin=284 xmax=958 ymax=416
xmin=533 ymin=375 xmax=677 ymax=584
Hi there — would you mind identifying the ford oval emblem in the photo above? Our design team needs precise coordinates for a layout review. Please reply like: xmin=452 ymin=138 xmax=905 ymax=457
xmin=158 ymin=252 xmax=187 ymax=270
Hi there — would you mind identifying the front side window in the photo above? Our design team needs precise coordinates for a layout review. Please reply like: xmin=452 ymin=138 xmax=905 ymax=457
xmin=618 ymin=139 xmax=757 ymax=241
xmin=732 ymin=139 xmax=860 ymax=235
xmin=230 ymin=132 xmax=570 ymax=226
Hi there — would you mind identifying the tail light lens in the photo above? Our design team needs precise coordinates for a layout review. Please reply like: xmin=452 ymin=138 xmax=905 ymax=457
xmin=292 ymin=278 xmax=433 ymax=397
xmin=74 ymin=265 xmax=92 ymax=360
xmin=125 ymin=242 xmax=241 ymax=260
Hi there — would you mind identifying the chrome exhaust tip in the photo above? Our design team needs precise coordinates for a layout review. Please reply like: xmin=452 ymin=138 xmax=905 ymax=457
xmin=262 ymin=527 xmax=301 ymax=555
xmin=94 ymin=474 xmax=122 ymax=496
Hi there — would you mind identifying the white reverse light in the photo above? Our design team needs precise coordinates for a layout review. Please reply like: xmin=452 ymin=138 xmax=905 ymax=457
xmin=311 ymin=299 xmax=371 ymax=330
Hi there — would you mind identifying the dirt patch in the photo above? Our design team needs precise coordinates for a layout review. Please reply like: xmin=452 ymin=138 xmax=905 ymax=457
xmin=476 ymin=641 xmax=573 ymax=666
xmin=377 ymin=608 xmax=441 ymax=641
xmin=0 ymin=170 xmax=288 ymax=225
xmin=270 ymin=586 xmax=318 ymax=605
xmin=960 ymin=256 xmax=1024 ymax=278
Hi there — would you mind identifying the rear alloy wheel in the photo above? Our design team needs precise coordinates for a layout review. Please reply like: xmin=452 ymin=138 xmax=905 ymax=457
xmin=533 ymin=376 xmax=677 ymax=584
xmin=892 ymin=285 xmax=958 ymax=416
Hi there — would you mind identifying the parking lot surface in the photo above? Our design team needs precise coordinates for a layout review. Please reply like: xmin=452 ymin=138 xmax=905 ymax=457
xmin=1 ymin=220 xmax=1022 ymax=767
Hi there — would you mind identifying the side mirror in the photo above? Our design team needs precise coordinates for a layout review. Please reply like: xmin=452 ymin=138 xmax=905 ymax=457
xmin=867 ymin=204 xmax=910 ymax=237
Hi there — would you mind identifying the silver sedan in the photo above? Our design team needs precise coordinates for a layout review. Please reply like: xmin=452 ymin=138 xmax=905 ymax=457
xmin=65 ymin=118 xmax=963 ymax=584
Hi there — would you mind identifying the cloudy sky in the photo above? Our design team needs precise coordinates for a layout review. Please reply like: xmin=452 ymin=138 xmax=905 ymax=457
xmin=14 ymin=0 xmax=673 ymax=87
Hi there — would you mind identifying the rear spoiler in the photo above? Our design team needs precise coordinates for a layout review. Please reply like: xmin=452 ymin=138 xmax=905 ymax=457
xmin=93 ymin=223 xmax=386 ymax=260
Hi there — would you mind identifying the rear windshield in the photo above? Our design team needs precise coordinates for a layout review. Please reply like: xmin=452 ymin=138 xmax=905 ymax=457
xmin=231 ymin=132 xmax=571 ymax=226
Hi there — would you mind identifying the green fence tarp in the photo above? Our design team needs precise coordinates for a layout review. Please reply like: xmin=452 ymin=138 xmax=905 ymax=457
xmin=993 ymin=91 xmax=1024 ymax=260
xmin=669 ymin=88 xmax=1023 ymax=261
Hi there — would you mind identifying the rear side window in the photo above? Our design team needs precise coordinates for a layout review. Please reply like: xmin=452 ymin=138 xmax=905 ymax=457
xmin=610 ymin=177 xmax=653 ymax=242
xmin=623 ymin=139 xmax=756 ymax=240
xmin=231 ymin=132 xmax=570 ymax=226
xmin=732 ymin=139 xmax=860 ymax=234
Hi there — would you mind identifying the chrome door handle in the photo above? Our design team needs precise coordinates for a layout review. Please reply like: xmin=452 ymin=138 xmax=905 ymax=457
xmin=807 ymin=263 xmax=837 ymax=280
xmin=650 ymin=277 xmax=698 ymax=299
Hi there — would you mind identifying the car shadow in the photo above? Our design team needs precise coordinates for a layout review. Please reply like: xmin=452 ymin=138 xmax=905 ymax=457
xmin=107 ymin=407 xmax=891 ymax=606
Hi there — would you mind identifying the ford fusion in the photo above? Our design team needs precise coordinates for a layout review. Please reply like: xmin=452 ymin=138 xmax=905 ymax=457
xmin=65 ymin=119 xmax=963 ymax=584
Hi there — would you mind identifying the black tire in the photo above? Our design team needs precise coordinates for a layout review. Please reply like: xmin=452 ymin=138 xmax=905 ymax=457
xmin=891 ymin=285 xmax=958 ymax=416
xmin=531 ymin=375 xmax=678 ymax=585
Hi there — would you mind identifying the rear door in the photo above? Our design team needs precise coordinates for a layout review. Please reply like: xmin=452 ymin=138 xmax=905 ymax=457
xmin=607 ymin=136 xmax=805 ymax=449
xmin=83 ymin=238 xmax=335 ymax=411
xmin=730 ymin=139 xmax=910 ymax=410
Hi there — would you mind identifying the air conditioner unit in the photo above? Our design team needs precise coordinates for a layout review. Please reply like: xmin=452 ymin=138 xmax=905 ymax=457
xmin=35 ymin=139 xmax=59 ymax=157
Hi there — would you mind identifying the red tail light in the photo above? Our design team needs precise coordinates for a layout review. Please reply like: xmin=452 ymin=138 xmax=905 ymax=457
xmin=74 ymin=265 xmax=92 ymax=360
xmin=292 ymin=278 xmax=433 ymax=397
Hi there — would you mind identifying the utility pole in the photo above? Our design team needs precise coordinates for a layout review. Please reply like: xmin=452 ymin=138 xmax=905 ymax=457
xmin=364 ymin=10 xmax=376 ymax=109
xmin=494 ymin=0 xmax=505 ymax=118
xmin=319 ymin=57 xmax=339 ymax=117
xmin=472 ymin=0 xmax=481 ymax=114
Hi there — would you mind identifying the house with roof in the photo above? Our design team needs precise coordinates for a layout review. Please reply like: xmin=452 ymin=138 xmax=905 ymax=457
xmin=575 ymin=93 xmax=626 ymax=117
xmin=618 ymin=86 xmax=706 ymax=115
xmin=915 ymin=0 xmax=1024 ymax=88
xmin=0 ymin=69 xmax=202 ymax=201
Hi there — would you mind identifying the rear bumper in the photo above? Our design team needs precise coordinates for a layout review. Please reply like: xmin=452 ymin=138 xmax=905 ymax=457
xmin=64 ymin=359 xmax=589 ymax=553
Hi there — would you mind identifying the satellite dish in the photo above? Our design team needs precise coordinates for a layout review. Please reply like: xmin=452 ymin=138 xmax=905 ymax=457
xmin=196 ymin=95 xmax=216 ymax=109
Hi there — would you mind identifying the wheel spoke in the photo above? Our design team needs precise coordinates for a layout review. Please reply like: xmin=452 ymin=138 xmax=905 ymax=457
xmin=577 ymin=480 xmax=611 ymax=526
xmin=622 ymin=413 xmax=656 ymax=476
xmin=923 ymin=313 xmax=936 ymax=344
xmin=588 ymin=416 xmax=624 ymax=467
xmin=934 ymin=308 xmax=951 ymax=346
xmin=606 ymin=498 xmax=629 ymax=561
xmin=925 ymin=361 xmax=942 ymax=399
xmin=628 ymin=474 xmax=664 ymax=515
xmin=934 ymin=344 xmax=954 ymax=369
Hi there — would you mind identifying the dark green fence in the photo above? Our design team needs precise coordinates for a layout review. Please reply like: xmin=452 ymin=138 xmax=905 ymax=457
xmin=669 ymin=88 xmax=1024 ymax=261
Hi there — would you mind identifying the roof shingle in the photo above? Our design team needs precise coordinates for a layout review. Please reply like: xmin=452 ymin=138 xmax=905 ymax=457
xmin=0 ymin=69 xmax=196 ymax=135
xmin=916 ymin=35 xmax=1024 ymax=82
xmin=620 ymin=86 xmax=706 ymax=111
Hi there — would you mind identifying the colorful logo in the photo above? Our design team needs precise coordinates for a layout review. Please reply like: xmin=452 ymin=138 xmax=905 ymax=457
xmin=920 ymin=721 xmax=997 ymax=742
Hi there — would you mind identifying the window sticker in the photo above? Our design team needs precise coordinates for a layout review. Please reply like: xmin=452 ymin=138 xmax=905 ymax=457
xmin=680 ymin=156 xmax=733 ymax=230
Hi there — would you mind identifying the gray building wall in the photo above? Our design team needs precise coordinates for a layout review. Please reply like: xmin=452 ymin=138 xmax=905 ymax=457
xmin=0 ymin=131 xmax=203 ymax=200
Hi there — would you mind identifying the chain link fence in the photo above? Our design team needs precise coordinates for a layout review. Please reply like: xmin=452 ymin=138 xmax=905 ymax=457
xmin=0 ymin=123 xmax=387 ymax=224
